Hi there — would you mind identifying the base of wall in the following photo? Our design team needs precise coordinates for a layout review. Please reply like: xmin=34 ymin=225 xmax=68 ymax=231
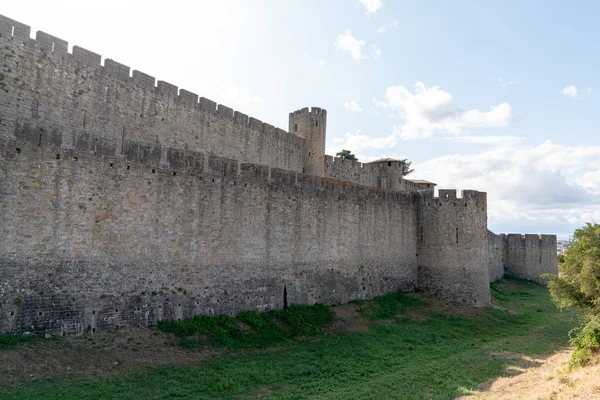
xmin=0 ymin=265 xmax=415 ymax=336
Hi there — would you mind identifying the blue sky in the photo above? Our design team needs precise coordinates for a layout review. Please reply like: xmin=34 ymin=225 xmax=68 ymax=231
xmin=3 ymin=0 xmax=600 ymax=238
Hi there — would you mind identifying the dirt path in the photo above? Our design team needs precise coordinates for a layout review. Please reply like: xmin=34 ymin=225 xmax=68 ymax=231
xmin=459 ymin=350 xmax=600 ymax=400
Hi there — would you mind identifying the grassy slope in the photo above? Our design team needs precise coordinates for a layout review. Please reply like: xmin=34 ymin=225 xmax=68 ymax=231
xmin=1 ymin=278 xmax=577 ymax=400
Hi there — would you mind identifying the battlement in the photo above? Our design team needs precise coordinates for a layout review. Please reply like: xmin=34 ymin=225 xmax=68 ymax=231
xmin=0 ymin=14 xmax=294 ymax=139
xmin=289 ymin=107 xmax=327 ymax=118
xmin=506 ymin=233 xmax=557 ymax=246
xmin=421 ymin=189 xmax=487 ymax=206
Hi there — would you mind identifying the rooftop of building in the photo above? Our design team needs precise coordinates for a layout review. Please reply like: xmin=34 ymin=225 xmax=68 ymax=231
xmin=406 ymin=179 xmax=437 ymax=185
xmin=364 ymin=158 xmax=405 ymax=164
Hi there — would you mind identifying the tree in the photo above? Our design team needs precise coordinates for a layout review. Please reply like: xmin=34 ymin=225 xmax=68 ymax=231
xmin=336 ymin=150 xmax=358 ymax=162
xmin=544 ymin=223 xmax=600 ymax=367
xmin=401 ymin=159 xmax=414 ymax=177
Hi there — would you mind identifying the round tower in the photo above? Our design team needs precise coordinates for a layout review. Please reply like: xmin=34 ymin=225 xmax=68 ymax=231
xmin=289 ymin=107 xmax=327 ymax=177
xmin=364 ymin=158 xmax=405 ymax=190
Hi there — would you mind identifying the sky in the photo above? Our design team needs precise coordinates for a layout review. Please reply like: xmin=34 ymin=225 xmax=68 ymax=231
xmin=3 ymin=0 xmax=600 ymax=238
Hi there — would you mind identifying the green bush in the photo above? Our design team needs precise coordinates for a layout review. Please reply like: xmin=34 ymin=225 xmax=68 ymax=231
xmin=544 ymin=223 xmax=600 ymax=367
xmin=569 ymin=314 xmax=600 ymax=368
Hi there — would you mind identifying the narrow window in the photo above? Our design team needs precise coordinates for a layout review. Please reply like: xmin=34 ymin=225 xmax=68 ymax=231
xmin=294 ymin=123 xmax=298 ymax=132
xmin=456 ymin=228 xmax=459 ymax=244
xmin=388 ymin=161 xmax=391 ymax=167
xmin=11 ymin=26 xmax=15 ymax=38
xmin=283 ymin=285 xmax=288 ymax=309
xmin=316 ymin=120 xmax=318 ymax=127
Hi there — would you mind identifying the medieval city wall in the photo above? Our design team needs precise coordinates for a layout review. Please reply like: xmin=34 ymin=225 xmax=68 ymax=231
xmin=324 ymin=156 xmax=380 ymax=186
xmin=504 ymin=234 xmax=558 ymax=284
xmin=0 ymin=134 xmax=420 ymax=335
xmin=0 ymin=15 xmax=305 ymax=174
xmin=487 ymin=232 xmax=558 ymax=284
xmin=0 ymin=14 xmax=560 ymax=336
xmin=488 ymin=231 xmax=505 ymax=282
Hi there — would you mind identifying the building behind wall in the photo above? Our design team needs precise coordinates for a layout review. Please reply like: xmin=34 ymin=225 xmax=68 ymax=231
xmin=0 ymin=14 xmax=557 ymax=336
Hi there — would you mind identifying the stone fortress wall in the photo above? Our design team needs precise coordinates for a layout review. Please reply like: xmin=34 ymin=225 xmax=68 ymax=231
xmin=488 ymin=232 xmax=558 ymax=284
xmin=0 ymin=14 xmax=557 ymax=336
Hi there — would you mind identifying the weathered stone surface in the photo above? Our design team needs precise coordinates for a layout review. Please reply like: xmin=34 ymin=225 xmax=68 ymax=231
xmin=0 ymin=13 xmax=557 ymax=336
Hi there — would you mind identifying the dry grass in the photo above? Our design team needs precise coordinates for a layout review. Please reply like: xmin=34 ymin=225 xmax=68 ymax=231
xmin=458 ymin=350 xmax=600 ymax=400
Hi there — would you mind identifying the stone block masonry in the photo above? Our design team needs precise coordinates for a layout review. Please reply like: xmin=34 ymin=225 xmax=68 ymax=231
xmin=0 ymin=140 xmax=419 ymax=335
xmin=486 ymin=232 xmax=557 ymax=285
xmin=0 ymin=14 xmax=557 ymax=336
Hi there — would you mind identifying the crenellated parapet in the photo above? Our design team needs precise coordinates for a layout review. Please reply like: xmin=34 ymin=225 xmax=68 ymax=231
xmin=0 ymin=14 xmax=305 ymax=174
xmin=324 ymin=156 xmax=379 ymax=186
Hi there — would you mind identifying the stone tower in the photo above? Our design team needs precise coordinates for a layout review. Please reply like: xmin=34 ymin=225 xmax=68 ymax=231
xmin=364 ymin=158 xmax=406 ymax=191
xmin=289 ymin=107 xmax=327 ymax=177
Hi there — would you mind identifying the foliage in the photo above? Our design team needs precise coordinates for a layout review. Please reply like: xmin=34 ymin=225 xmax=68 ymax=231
xmin=336 ymin=149 xmax=358 ymax=162
xmin=544 ymin=223 xmax=600 ymax=367
xmin=400 ymin=158 xmax=414 ymax=177
xmin=157 ymin=303 xmax=333 ymax=349
xmin=569 ymin=314 xmax=600 ymax=367
xmin=2 ymin=278 xmax=577 ymax=400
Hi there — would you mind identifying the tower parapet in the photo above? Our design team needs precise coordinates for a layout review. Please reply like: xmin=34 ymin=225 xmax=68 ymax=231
xmin=289 ymin=107 xmax=327 ymax=177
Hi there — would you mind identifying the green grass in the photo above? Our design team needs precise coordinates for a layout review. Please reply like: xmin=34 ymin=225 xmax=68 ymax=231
xmin=158 ymin=303 xmax=334 ymax=349
xmin=0 ymin=278 xmax=578 ymax=399
xmin=0 ymin=333 xmax=35 ymax=349
xmin=354 ymin=291 xmax=426 ymax=319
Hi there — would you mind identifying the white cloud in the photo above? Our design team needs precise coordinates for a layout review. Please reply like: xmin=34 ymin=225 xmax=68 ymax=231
xmin=358 ymin=0 xmax=383 ymax=14
xmin=498 ymin=78 xmax=519 ymax=88
xmin=377 ymin=20 xmax=398 ymax=33
xmin=375 ymin=82 xmax=512 ymax=139
xmin=343 ymin=100 xmax=363 ymax=112
xmin=561 ymin=85 xmax=593 ymax=99
xmin=412 ymin=140 xmax=600 ymax=232
xmin=562 ymin=85 xmax=578 ymax=98
xmin=334 ymin=30 xmax=366 ymax=63
xmin=319 ymin=58 xmax=325 ymax=68
xmin=443 ymin=135 xmax=525 ymax=146
xmin=334 ymin=30 xmax=382 ymax=63
xmin=328 ymin=128 xmax=401 ymax=161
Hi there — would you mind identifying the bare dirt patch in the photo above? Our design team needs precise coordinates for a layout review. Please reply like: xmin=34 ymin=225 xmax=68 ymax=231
xmin=403 ymin=293 xmax=489 ymax=321
xmin=324 ymin=303 xmax=371 ymax=334
xmin=0 ymin=327 xmax=214 ymax=386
